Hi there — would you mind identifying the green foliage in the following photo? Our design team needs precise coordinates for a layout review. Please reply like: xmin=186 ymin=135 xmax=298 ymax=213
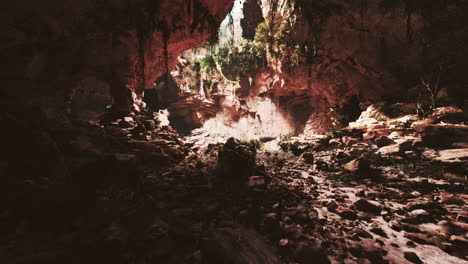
xmin=318 ymin=131 xmax=339 ymax=146
xmin=280 ymin=131 xmax=299 ymax=142
xmin=238 ymin=139 xmax=264 ymax=150
xmin=196 ymin=54 xmax=216 ymax=70
xmin=254 ymin=20 xmax=271 ymax=51
xmin=253 ymin=17 xmax=306 ymax=68
xmin=193 ymin=40 xmax=266 ymax=85
xmin=180 ymin=60 xmax=199 ymax=88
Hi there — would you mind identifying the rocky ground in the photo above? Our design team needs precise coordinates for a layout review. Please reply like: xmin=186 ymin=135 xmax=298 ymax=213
xmin=0 ymin=103 xmax=467 ymax=264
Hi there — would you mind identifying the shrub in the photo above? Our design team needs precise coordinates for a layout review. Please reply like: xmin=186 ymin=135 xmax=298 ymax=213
xmin=239 ymin=139 xmax=264 ymax=150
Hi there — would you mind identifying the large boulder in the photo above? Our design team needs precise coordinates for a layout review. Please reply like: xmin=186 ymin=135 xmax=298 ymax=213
xmin=217 ymin=138 xmax=257 ymax=190
xmin=422 ymin=124 xmax=468 ymax=148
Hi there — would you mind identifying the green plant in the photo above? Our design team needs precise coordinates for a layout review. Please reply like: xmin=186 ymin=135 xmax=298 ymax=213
xmin=238 ymin=139 xmax=264 ymax=150
xmin=318 ymin=131 xmax=339 ymax=146
xmin=280 ymin=131 xmax=299 ymax=142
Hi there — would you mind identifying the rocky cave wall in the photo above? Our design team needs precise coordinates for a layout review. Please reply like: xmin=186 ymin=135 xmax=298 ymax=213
xmin=1 ymin=0 xmax=233 ymax=120
xmin=165 ymin=0 xmax=468 ymax=137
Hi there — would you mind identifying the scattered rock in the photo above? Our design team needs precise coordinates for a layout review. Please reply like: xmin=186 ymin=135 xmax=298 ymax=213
xmin=353 ymin=199 xmax=381 ymax=215
xmin=342 ymin=158 xmax=370 ymax=175
xmin=404 ymin=251 xmax=423 ymax=264
xmin=375 ymin=135 xmax=395 ymax=147
xmin=337 ymin=208 xmax=358 ymax=220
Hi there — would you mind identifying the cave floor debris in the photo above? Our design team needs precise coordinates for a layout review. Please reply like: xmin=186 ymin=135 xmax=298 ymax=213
xmin=1 ymin=105 xmax=467 ymax=264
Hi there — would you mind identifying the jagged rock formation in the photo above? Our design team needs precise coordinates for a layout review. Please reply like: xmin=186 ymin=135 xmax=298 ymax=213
xmin=165 ymin=0 xmax=468 ymax=137
xmin=2 ymin=0 xmax=233 ymax=118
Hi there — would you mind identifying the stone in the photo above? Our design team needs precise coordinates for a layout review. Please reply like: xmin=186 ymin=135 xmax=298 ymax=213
xmin=202 ymin=227 xmax=280 ymax=264
xmin=404 ymin=252 xmax=423 ymax=264
xmin=342 ymin=136 xmax=360 ymax=147
xmin=353 ymin=199 xmax=381 ymax=215
xmin=143 ymin=119 xmax=156 ymax=130
xmin=422 ymin=124 xmax=468 ymax=148
xmin=328 ymin=138 xmax=342 ymax=147
xmin=342 ymin=158 xmax=370 ymax=175
xmin=118 ymin=119 xmax=134 ymax=128
xmin=355 ymin=229 xmax=373 ymax=239
xmin=217 ymin=138 xmax=256 ymax=190
xmin=302 ymin=152 xmax=314 ymax=164
xmin=375 ymin=135 xmax=394 ymax=147
xmin=370 ymin=227 xmax=388 ymax=238
xmin=376 ymin=144 xmax=400 ymax=155
xmin=248 ymin=176 xmax=265 ymax=188
xmin=294 ymin=243 xmax=331 ymax=264
xmin=337 ymin=208 xmax=358 ymax=220
xmin=263 ymin=213 xmax=281 ymax=239
xmin=123 ymin=116 xmax=134 ymax=122
xmin=326 ymin=200 xmax=338 ymax=212
xmin=404 ymin=233 xmax=434 ymax=245
xmin=434 ymin=148 xmax=468 ymax=163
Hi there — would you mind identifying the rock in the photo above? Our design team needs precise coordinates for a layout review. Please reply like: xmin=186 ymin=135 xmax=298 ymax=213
xmin=440 ymin=194 xmax=465 ymax=205
xmin=294 ymin=242 xmax=331 ymax=264
xmin=375 ymin=135 xmax=395 ymax=148
xmin=422 ymin=124 xmax=468 ymax=148
xmin=302 ymin=152 xmax=314 ymax=164
xmin=404 ymin=252 xmax=423 ymax=264
xmin=403 ymin=210 xmax=434 ymax=224
xmin=248 ymin=176 xmax=265 ymax=189
xmin=202 ymin=227 xmax=280 ymax=264
xmin=123 ymin=116 xmax=134 ymax=122
xmin=370 ymin=227 xmax=388 ymax=238
xmin=326 ymin=200 xmax=338 ymax=212
xmin=263 ymin=213 xmax=281 ymax=239
xmin=404 ymin=232 xmax=434 ymax=245
xmin=143 ymin=119 xmax=156 ymax=130
xmin=217 ymin=138 xmax=256 ymax=191
xmin=328 ymin=138 xmax=342 ymax=148
xmin=342 ymin=158 xmax=370 ymax=175
xmin=434 ymin=148 xmax=468 ymax=163
xmin=337 ymin=208 xmax=358 ymax=220
xmin=376 ymin=144 xmax=399 ymax=156
xmin=354 ymin=229 xmax=373 ymax=239
xmin=353 ymin=199 xmax=381 ymax=215
xmin=118 ymin=119 xmax=134 ymax=128
xmin=342 ymin=136 xmax=360 ymax=147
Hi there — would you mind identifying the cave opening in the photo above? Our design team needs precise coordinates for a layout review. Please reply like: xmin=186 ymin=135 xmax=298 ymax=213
xmin=2 ymin=0 xmax=468 ymax=263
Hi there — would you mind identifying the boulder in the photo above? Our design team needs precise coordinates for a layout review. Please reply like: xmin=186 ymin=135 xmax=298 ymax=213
xmin=343 ymin=158 xmax=370 ymax=175
xmin=404 ymin=252 xmax=423 ymax=264
xmin=217 ymin=138 xmax=256 ymax=191
xmin=353 ymin=199 xmax=382 ymax=215
xmin=337 ymin=208 xmax=358 ymax=220
xmin=143 ymin=120 xmax=156 ymax=130
xmin=422 ymin=124 xmax=468 ymax=148
xmin=375 ymin=135 xmax=395 ymax=148
xmin=302 ymin=152 xmax=314 ymax=164
xmin=434 ymin=148 xmax=468 ymax=163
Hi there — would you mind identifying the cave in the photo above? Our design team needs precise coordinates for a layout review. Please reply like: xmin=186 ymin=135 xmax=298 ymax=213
xmin=1 ymin=0 xmax=468 ymax=263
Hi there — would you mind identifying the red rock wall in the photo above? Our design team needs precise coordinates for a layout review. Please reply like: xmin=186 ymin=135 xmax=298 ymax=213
xmin=1 ymin=0 xmax=233 ymax=117
xmin=256 ymin=0 xmax=468 ymax=133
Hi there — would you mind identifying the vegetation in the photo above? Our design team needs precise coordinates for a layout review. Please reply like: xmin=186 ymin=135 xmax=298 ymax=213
xmin=280 ymin=131 xmax=299 ymax=142
xmin=416 ymin=67 xmax=442 ymax=117
xmin=238 ymin=139 xmax=264 ymax=150
xmin=318 ymin=130 xmax=339 ymax=146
